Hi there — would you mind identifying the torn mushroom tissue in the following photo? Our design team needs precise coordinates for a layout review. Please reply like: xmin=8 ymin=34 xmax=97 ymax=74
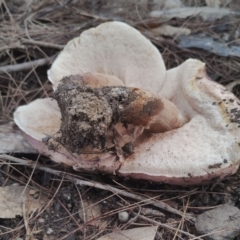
xmin=13 ymin=21 xmax=240 ymax=185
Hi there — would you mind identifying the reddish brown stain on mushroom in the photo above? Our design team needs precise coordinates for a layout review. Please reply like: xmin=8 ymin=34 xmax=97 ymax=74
xmin=120 ymin=96 xmax=164 ymax=127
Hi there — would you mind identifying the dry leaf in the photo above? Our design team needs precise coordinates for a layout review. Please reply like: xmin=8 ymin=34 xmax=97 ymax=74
xmin=0 ymin=123 xmax=35 ymax=154
xmin=178 ymin=34 xmax=240 ymax=57
xmin=151 ymin=24 xmax=191 ymax=37
xmin=150 ymin=6 xmax=233 ymax=21
xmin=96 ymin=226 xmax=158 ymax=240
xmin=79 ymin=200 xmax=106 ymax=227
xmin=0 ymin=185 xmax=47 ymax=218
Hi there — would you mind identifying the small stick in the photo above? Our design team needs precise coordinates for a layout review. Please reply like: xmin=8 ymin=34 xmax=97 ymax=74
xmin=22 ymin=39 xmax=64 ymax=50
xmin=0 ymin=56 xmax=55 ymax=74
xmin=0 ymin=42 xmax=25 ymax=52
xmin=0 ymin=154 xmax=195 ymax=221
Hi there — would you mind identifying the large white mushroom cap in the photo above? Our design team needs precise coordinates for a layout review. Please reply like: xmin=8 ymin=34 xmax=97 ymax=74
xmin=13 ymin=21 xmax=240 ymax=185
xmin=48 ymin=21 xmax=166 ymax=93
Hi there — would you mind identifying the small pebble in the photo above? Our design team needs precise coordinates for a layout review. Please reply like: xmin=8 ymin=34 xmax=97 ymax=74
xmin=118 ymin=211 xmax=129 ymax=223
xmin=63 ymin=194 xmax=71 ymax=200
xmin=33 ymin=193 xmax=39 ymax=199
xmin=38 ymin=218 xmax=45 ymax=223
xmin=12 ymin=183 xmax=20 ymax=187
xmin=47 ymin=228 xmax=54 ymax=235
xmin=29 ymin=189 xmax=37 ymax=195
xmin=226 ymin=186 xmax=232 ymax=192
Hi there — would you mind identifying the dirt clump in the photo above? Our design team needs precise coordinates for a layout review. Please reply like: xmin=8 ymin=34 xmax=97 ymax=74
xmin=46 ymin=75 xmax=161 ymax=155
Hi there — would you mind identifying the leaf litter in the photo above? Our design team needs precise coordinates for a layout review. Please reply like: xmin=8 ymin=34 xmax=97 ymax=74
xmin=0 ymin=185 xmax=47 ymax=219
xmin=0 ymin=122 xmax=35 ymax=154
xmin=1 ymin=0 xmax=240 ymax=239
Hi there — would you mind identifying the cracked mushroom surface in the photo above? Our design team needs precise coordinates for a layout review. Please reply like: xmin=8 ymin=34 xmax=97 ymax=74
xmin=13 ymin=21 xmax=240 ymax=185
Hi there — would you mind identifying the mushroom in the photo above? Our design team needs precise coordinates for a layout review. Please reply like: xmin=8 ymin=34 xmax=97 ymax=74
xmin=13 ymin=21 xmax=240 ymax=185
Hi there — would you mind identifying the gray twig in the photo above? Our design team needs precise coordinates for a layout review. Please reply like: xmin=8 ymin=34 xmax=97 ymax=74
xmin=0 ymin=56 xmax=55 ymax=74
xmin=22 ymin=39 xmax=64 ymax=50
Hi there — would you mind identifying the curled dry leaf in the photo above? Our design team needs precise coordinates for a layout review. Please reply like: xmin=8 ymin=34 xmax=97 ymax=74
xmin=13 ymin=21 xmax=240 ymax=185
xmin=0 ymin=185 xmax=47 ymax=218
xmin=96 ymin=226 xmax=158 ymax=240
xmin=79 ymin=200 xmax=106 ymax=228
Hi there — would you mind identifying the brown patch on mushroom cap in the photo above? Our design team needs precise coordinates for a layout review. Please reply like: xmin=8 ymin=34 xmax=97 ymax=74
xmin=80 ymin=72 xmax=124 ymax=87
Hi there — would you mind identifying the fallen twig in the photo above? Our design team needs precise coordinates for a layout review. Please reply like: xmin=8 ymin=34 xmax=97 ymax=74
xmin=0 ymin=56 xmax=55 ymax=74
xmin=0 ymin=42 xmax=25 ymax=52
xmin=22 ymin=39 xmax=64 ymax=50
xmin=0 ymin=154 xmax=195 ymax=221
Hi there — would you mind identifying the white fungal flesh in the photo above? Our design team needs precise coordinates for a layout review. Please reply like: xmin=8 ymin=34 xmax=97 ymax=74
xmin=14 ymin=98 xmax=61 ymax=141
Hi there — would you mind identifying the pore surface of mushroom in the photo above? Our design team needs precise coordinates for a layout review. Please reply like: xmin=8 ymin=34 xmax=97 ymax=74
xmin=13 ymin=21 xmax=240 ymax=185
